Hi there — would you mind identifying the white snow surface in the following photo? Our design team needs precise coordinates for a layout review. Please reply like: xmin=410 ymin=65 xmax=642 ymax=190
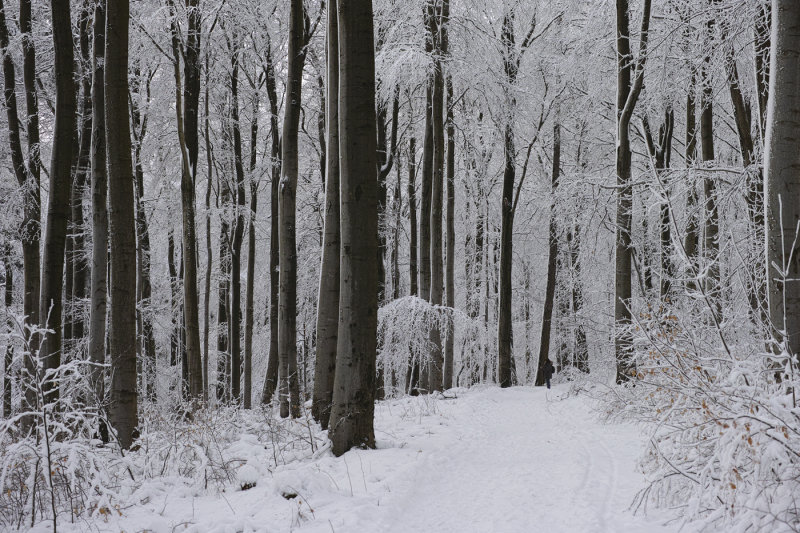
xmin=35 ymin=386 xmax=684 ymax=533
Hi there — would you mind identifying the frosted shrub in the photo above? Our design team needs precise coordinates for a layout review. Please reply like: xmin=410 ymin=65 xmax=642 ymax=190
xmin=611 ymin=304 xmax=800 ymax=532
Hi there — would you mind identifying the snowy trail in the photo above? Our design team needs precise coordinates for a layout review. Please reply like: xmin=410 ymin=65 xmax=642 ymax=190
xmin=51 ymin=386 xmax=682 ymax=533
xmin=369 ymin=387 xmax=673 ymax=533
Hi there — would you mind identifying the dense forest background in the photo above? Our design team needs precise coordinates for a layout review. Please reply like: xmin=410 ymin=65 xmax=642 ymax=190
xmin=0 ymin=0 xmax=798 ymax=531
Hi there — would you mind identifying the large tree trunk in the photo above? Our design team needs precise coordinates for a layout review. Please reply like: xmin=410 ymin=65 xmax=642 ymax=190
xmin=429 ymin=0 xmax=446 ymax=393
xmin=88 ymin=0 xmax=107 ymax=415
xmin=40 ymin=0 xmax=77 ymax=402
xmin=497 ymin=12 xmax=518 ymax=389
xmin=261 ymin=36 xmax=280 ymax=406
xmin=106 ymin=0 xmax=138 ymax=449
xmin=329 ymin=0 xmax=379 ymax=457
xmin=278 ymin=0 xmax=306 ymax=419
xmin=312 ymin=0 xmax=339 ymax=429
xmin=535 ymin=123 xmax=561 ymax=386
xmin=765 ymin=0 xmax=800 ymax=362
xmin=230 ymin=36 xmax=245 ymax=404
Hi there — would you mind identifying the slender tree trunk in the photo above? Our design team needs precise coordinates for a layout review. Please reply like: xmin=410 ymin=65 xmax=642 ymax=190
xmin=700 ymin=54 xmax=721 ymax=320
xmin=684 ymin=75 xmax=700 ymax=291
xmin=614 ymin=0 xmax=651 ymax=382
xmin=216 ymin=182 xmax=231 ymax=403
xmin=70 ymin=4 xmax=92 ymax=356
xmin=444 ymin=75 xmax=455 ymax=389
xmin=3 ymin=245 xmax=12 ymax=418
xmin=168 ymin=230 xmax=180 ymax=369
xmin=202 ymin=51 xmax=213 ymax=401
xmin=765 ymin=0 xmax=800 ymax=361
xmin=243 ymin=91 xmax=258 ymax=409
xmin=40 ymin=0 xmax=77 ymax=402
xmin=329 ymin=0 xmax=379 ymax=457
xmin=261 ymin=36 xmax=280 ymax=405
xmin=278 ymin=0 xmax=306 ymax=418
xmin=169 ymin=1 xmax=203 ymax=400
xmin=19 ymin=0 xmax=41 ymax=418
xmin=312 ymin=0 xmax=339 ymax=429
xmin=106 ymin=0 xmax=138 ymax=449
xmin=536 ymin=124 xmax=561 ymax=386
xmin=88 ymin=0 xmax=107 ymax=415
xmin=755 ymin=1 xmax=771 ymax=142
xmin=408 ymin=138 xmax=418 ymax=297
xmin=230 ymin=36 xmax=245 ymax=403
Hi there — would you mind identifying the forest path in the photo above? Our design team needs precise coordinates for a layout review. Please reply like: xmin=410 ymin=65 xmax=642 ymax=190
xmin=368 ymin=386 xmax=677 ymax=533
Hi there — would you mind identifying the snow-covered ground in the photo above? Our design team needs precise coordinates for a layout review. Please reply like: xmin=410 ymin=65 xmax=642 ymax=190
xmin=40 ymin=386 xmax=683 ymax=533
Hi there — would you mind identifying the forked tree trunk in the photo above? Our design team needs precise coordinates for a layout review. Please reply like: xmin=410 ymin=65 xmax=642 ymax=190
xmin=535 ymin=123 xmax=560 ymax=386
xmin=312 ymin=0 xmax=339 ymax=429
xmin=40 ymin=0 xmax=77 ymax=402
xmin=278 ymin=0 xmax=306 ymax=418
xmin=765 ymin=0 xmax=800 ymax=361
xmin=88 ymin=0 xmax=107 ymax=413
xmin=169 ymin=0 xmax=203 ymax=400
xmin=106 ymin=0 xmax=138 ymax=449
xmin=614 ymin=0 xmax=651 ymax=383
xmin=329 ymin=0 xmax=379 ymax=457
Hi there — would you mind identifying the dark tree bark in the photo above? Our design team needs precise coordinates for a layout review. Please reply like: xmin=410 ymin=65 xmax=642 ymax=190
xmin=765 ymin=0 xmax=800 ymax=361
xmin=88 ymin=0 xmax=107 ymax=413
xmin=428 ymin=0 xmax=446 ymax=393
xmin=613 ymin=0 xmax=651 ymax=383
xmin=168 ymin=230 xmax=180 ymax=369
xmin=535 ymin=123 xmax=560 ymax=386
xmin=497 ymin=12 xmax=517 ymax=389
xmin=329 ymin=0 xmax=379 ymax=457
xmin=261 ymin=35 xmax=281 ymax=406
xmin=229 ymin=34 xmax=246 ymax=403
xmin=754 ymin=1 xmax=771 ymax=141
xmin=40 ymin=0 xmax=77 ymax=402
xmin=278 ymin=0 xmax=307 ymax=418
xmin=106 ymin=0 xmax=138 ymax=449
xmin=312 ymin=0 xmax=339 ymax=429
xmin=408 ymin=138 xmax=418 ymax=297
